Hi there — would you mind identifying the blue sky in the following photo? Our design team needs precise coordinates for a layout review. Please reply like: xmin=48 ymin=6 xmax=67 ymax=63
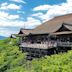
xmin=0 ymin=0 xmax=72 ymax=36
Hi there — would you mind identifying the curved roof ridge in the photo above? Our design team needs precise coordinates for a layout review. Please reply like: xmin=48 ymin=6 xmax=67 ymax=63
xmin=63 ymin=23 xmax=72 ymax=26
xmin=54 ymin=13 xmax=72 ymax=19
xmin=35 ymin=13 xmax=72 ymax=30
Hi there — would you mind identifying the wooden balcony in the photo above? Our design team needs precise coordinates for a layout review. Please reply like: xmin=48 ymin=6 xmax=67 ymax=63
xmin=19 ymin=42 xmax=57 ymax=49
xmin=57 ymin=42 xmax=72 ymax=47
xmin=19 ymin=41 xmax=72 ymax=49
xmin=20 ymin=43 xmax=48 ymax=49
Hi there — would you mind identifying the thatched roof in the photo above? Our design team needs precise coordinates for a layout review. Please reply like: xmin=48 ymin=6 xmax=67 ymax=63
xmin=50 ymin=31 xmax=72 ymax=35
xmin=18 ymin=28 xmax=33 ymax=35
xmin=32 ymin=13 xmax=72 ymax=34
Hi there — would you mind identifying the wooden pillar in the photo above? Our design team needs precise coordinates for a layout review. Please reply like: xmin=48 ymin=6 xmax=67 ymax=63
xmin=18 ymin=37 xmax=21 ymax=44
xmin=19 ymin=36 xmax=23 ymax=43
xmin=54 ymin=48 xmax=56 ymax=54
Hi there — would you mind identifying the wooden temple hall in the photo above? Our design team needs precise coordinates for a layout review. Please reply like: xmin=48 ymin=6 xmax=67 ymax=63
xmin=17 ymin=13 xmax=72 ymax=58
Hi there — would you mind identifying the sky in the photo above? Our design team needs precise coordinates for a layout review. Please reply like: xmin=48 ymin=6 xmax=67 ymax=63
xmin=0 ymin=0 xmax=72 ymax=37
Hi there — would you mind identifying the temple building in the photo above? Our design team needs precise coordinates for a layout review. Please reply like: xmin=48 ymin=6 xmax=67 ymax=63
xmin=17 ymin=13 xmax=72 ymax=58
xmin=10 ymin=34 xmax=16 ymax=39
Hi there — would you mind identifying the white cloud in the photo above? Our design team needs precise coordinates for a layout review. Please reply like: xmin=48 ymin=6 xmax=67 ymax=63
xmin=0 ymin=29 xmax=18 ymax=37
xmin=31 ymin=13 xmax=43 ymax=17
xmin=32 ymin=0 xmax=72 ymax=22
xmin=23 ymin=17 xmax=41 ymax=28
xmin=0 ymin=12 xmax=8 ymax=20
xmin=33 ymin=5 xmax=51 ymax=11
xmin=0 ymin=17 xmax=41 ymax=28
xmin=10 ymin=0 xmax=26 ymax=4
xmin=0 ymin=19 xmax=24 ymax=36
xmin=0 ymin=11 xmax=41 ymax=36
xmin=1 ymin=2 xmax=8 ymax=6
xmin=8 ymin=15 xmax=19 ymax=19
xmin=0 ymin=11 xmax=19 ymax=20
xmin=67 ymin=0 xmax=72 ymax=4
xmin=7 ymin=4 xmax=21 ymax=9
xmin=0 ymin=17 xmax=41 ymax=36
xmin=0 ymin=3 xmax=21 ymax=10
xmin=0 ymin=20 xmax=24 ymax=27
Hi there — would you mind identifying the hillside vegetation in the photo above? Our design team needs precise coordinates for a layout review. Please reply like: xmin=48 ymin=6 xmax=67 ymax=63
xmin=0 ymin=38 xmax=72 ymax=72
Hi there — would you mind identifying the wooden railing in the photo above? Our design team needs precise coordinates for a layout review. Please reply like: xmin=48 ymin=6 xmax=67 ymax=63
xmin=20 ymin=43 xmax=48 ymax=49
xmin=57 ymin=42 xmax=72 ymax=47
xmin=19 ymin=42 xmax=72 ymax=49
xmin=19 ymin=42 xmax=57 ymax=49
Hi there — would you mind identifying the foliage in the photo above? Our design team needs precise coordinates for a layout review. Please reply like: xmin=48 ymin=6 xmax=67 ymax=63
xmin=0 ymin=38 xmax=26 ymax=72
xmin=0 ymin=38 xmax=72 ymax=72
